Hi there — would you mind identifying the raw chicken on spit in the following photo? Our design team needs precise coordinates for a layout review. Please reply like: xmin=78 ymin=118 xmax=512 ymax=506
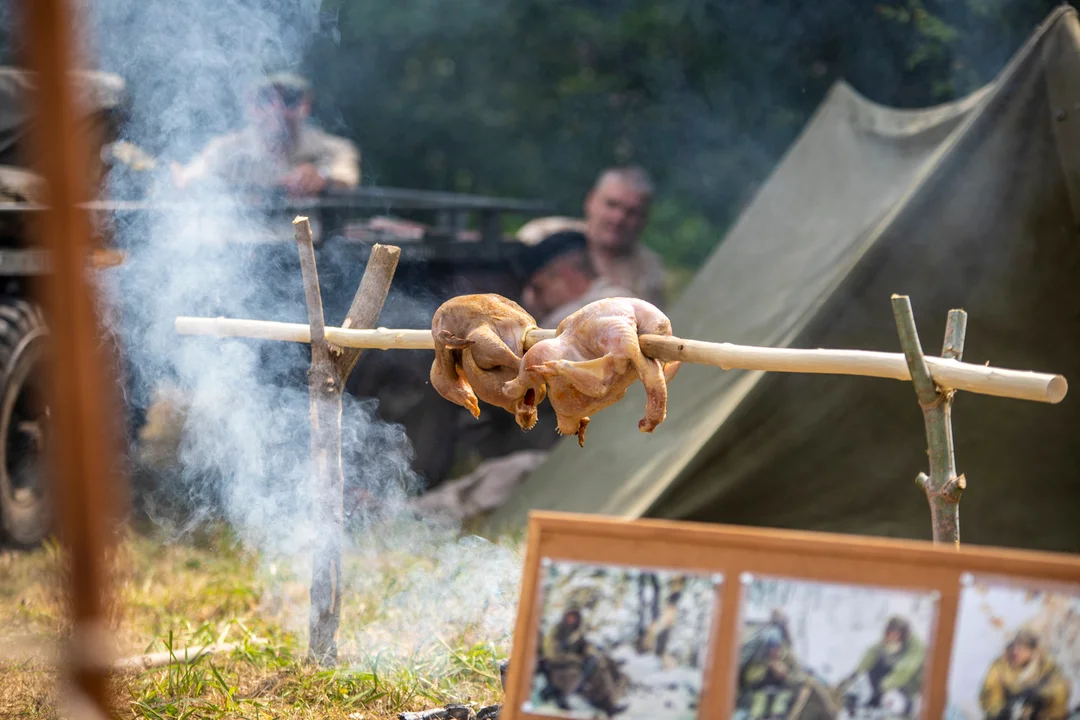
xmin=504 ymin=297 xmax=680 ymax=446
xmin=429 ymin=293 xmax=546 ymax=430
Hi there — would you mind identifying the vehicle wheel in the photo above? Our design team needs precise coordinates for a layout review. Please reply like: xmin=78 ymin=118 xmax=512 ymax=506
xmin=0 ymin=299 xmax=49 ymax=547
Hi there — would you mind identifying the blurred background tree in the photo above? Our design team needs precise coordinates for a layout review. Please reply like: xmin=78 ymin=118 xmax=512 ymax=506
xmin=5 ymin=0 xmax=1071 ymax=271
xmin=300 ymin=0 xmax=1071 ymax=271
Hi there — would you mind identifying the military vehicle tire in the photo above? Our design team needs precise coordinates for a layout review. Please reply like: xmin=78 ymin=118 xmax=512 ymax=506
xmin=0 ymin=299 xmax=50 ymax=547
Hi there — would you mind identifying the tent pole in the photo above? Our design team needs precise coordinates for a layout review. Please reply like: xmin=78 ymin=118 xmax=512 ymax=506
xmin=892 ymin=295 xmax=966 ymax=548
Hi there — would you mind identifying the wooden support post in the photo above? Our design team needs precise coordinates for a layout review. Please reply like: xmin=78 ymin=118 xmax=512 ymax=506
xmin=891 ymin=295 xmax=967 ymax=548
xmin=293 ymin=216 xmax=399 ymax=666
xmin=21 ymin=0 xmax=125 ymax=716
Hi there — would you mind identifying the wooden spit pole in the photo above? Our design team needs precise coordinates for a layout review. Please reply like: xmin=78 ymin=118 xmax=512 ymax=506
xmin=173 ymin=316 xmax=1068 ymax=405
xmin=21 ymin=0 xmax=125 ymax=717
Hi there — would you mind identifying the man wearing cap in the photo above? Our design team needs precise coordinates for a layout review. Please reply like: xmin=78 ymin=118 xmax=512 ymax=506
xmin=408 ymin=230 xmax=636 ymax=522
xmin=518 ymin=166 xmax=667 ymax=309
xmin=581 ymin=165 xmax=666 ymax=309
xmin=520 ymin=229 xmax=635 ymax=328
xmin=138 ymin=71 xmax=360 ymax=477
xmin=171 ymin=71 xmax=359 ymax=194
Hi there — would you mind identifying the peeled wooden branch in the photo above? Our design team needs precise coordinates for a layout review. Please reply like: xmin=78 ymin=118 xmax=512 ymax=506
xmin=173 ymin=317 xmax=1068 ymax=405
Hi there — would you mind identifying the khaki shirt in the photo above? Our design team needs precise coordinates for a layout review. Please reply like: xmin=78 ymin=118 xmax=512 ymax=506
xmin=593 ymin=244 xmax=667 ymax=310
xmin=178 ymin=123 xmax=361 ymax=189
xmin=541 ymin=276 xmax=635 ymax=329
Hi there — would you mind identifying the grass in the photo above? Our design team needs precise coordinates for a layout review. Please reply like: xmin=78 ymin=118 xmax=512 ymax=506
xmin=1 ymin=521 xmax=520 ymax=719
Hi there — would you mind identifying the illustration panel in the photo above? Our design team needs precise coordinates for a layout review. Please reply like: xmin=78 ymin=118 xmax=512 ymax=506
xmin=734 ymin=573 xmax=939 ymax=720
xmin=524 ymin=558 xmax=720 ymax=720
xmin=945 ymin=573 xmax=1080 ymax=720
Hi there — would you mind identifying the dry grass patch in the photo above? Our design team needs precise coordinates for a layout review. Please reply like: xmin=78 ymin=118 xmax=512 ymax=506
xmin=1 ymin=522 xmax=515 ymax=720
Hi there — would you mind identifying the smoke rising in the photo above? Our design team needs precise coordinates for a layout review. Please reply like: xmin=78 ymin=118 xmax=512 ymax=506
xmin=67 ymin=0 xmax=522 ymax=669
xmin=49 ymin=0 xmax=1062 ymax=675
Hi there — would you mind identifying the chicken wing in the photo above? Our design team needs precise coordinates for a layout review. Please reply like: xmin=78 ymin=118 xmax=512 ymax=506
xmin=504 ymin=297 xmax=680 ymax=446
xmin=429 ymin=293 xmax=546 ymax=430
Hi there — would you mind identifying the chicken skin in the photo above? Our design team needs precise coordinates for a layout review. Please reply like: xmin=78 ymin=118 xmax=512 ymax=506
xmin=504 ymin=297 xmax=680 ymax=446
xmin=429 ymin=293 xmax=546 ymax=430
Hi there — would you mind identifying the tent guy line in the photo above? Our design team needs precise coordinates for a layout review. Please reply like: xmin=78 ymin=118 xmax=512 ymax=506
xmin=173 ymin=308 xmax=1067 ymax=405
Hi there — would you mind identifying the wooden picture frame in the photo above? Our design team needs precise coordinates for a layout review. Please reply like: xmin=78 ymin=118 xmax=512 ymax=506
xmin=502 ymin=511 xmax=1080 ymax=720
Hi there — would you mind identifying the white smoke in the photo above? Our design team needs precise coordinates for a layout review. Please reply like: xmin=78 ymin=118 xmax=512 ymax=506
xmin=65 ymin=0 xmax=523 ymax=670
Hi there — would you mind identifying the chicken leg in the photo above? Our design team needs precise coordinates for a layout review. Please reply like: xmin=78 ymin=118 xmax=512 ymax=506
xmin=430 ymin=294 xmax=544 ymax=428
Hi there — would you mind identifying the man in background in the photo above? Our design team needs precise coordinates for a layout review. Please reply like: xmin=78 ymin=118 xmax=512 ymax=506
xmin=138 ymin=71 xmax=361 ymax=477
xmin=409 ymin=231 xmax=635 ymax=522
xmin=516 ymin=166 xmax=666 ymax=309
xmin=171 ymin=71 xmax=360 ymax=194
xmin=522 ymin=230 xmax=634 ymax=328
xmin=582 ymin=165 xmax=666 ymax=308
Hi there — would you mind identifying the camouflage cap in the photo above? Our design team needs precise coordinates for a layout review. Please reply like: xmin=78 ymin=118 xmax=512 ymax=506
xmin=563 ymin=601 xmax=583 ymax=614
xmin=258 ymin=71 xmax=311 ymax=92
xmin=761 ymin=626 xmax=786 ymax=649
xmin=1009 ymin=628 xmax=1039 ymax=648
xmin=885 ymin=616 xmax=910 ymax=636
xmin=516 ymin=230 xmax=589 ymax=279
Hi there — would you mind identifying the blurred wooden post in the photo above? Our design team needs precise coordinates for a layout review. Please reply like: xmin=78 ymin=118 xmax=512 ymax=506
xmin=20 ymin=0 xmax=124 ymax=717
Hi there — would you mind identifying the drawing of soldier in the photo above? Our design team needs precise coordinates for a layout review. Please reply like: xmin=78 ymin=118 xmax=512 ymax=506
xmin=840 ymin=616 xmax=925 ymax=716
xmin=538 ymin=605 xmax=629 ymax=717
xmin=979 ymin=629 xmax=1071 ymax=720
xmin=638 ymin=575 xmax=686 ymax=664
xmin=740 ymin=612 xmax=806 ymax=720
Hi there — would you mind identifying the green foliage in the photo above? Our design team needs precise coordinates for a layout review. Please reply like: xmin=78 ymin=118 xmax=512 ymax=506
xmin=641 ymin=197 xmax=723 ymax=270
xmin=298 ymin=0 xmax=1077 ymax=271
xmin=873 ymin=0 xmax=1074 ymax=100
xmin=306 ymin=0 xmax=819 ymax=269
xmin=0 ymin=1 xmax=1072 ymax=269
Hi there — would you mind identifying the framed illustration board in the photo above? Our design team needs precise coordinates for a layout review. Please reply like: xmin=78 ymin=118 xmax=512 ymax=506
xmin=501 ymin=511 xmax=1080 ymax=720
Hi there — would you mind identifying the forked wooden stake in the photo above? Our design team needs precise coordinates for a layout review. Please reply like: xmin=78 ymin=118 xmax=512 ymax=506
xmin=892 ymin=295 xmax=967 ymax=548
xmin=294 ymin=216 xmax=399 ymax=665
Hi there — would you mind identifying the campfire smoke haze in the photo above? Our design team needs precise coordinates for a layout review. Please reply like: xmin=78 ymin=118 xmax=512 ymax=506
xmin=31 ymin=0 xmax=1045 ymax=675
xmin=61 ymin=0 xmax=523 ymax=668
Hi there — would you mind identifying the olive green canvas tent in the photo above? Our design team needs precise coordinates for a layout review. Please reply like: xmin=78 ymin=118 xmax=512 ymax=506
xmin=483 ymin=5 xmax=1080 ymax=555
